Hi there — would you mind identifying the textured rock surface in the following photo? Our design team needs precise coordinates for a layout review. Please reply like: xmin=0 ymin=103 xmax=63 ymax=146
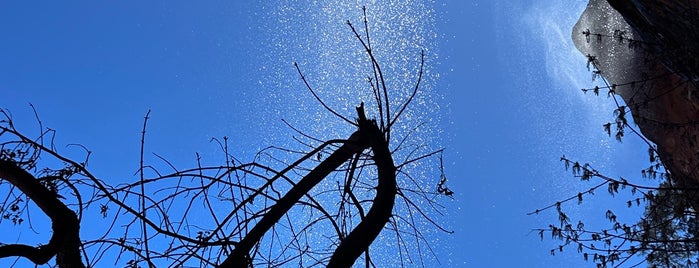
xmin=572 ymin=0 xmax=699 ymax=205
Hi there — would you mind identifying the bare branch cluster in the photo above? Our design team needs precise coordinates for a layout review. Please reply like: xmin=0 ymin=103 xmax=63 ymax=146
xmin=0 ymin=8 xmax=452 ymax=268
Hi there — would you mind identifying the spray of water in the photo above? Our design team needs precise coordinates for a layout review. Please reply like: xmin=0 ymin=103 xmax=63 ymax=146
xmin=238 ymin=0 xmax=449 ymax=266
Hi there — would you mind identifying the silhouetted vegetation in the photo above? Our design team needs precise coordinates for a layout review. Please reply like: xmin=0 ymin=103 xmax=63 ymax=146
xmin=0 ymin=9 xmax=451 ymax=268
xmin=534 ymin=1 xmax=699 ymax=267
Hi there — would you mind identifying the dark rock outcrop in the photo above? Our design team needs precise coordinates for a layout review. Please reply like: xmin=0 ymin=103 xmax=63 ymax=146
xmin=573 ymin=0 xmax=699 ymax=207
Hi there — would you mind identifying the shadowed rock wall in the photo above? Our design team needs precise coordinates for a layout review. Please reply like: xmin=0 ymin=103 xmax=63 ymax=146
xmin=572 ymin=0 xmax=699 ymax=206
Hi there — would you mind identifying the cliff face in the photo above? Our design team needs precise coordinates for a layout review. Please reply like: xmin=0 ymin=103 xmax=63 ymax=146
xmin=572 ymin=0 xmax=699 ymax=204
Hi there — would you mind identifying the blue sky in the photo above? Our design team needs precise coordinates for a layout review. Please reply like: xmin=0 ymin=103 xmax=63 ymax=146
xmin=1 ymin=1 xmax=655 ymax=267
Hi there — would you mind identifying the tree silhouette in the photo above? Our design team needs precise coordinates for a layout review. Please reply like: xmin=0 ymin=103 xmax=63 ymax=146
xmin=533 ymin=0 xmax=699 ymax=267
xmin=0 ymin=9 xmax=451 ymax=268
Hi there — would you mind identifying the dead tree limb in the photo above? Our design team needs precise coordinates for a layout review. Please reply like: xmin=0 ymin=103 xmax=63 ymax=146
xmin=0 ymin=159 xmax=84 ymax=268
xmin=219 ymin=106 xmax=372 ymax=267
xmin=327 ymin=104 xmax=397 ymax=267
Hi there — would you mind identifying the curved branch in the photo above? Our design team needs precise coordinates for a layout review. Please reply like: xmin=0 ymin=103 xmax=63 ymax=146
xmin=294 ymin=62 xmax=357 ymax=127
xmin=389 ymin=50 xmax=424 ymax=130
xmin=0 ymin=159 xmax=84 ymax=267
xmin=218 ymin=106 xmax=372 ymax=267
xmin=327 ymin=105 xmax=397 ymax=267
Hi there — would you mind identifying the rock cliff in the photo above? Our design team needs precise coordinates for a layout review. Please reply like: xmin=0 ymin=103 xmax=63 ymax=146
xmin=572 ymin=0 xmax=699 ymax=207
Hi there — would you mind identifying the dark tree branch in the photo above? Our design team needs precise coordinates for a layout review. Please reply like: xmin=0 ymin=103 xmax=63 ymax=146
xmin=0 ymin=7 xmax=449 ymax=267
xmin=219 ymin=106 xmax=372 ymax=267
xmin=327 ymin=104 xmax=397 ymax=267
xmin=0 ymin=159 xmax=84 ymax=267
xmin=293 ymin=62 xmax=357 ymax=127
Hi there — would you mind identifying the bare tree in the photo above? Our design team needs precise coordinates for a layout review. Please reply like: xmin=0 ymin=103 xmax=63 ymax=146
xmin=0 ymin=9 xmax=451 ymax=268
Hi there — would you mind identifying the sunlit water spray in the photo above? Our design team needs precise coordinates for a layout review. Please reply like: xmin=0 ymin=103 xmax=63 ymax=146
xmin=523 ymin=0 xmax=615 ymax=150
xmin=252 ymin=1 xmax=439 ymax=142
xmin=512 ymin=0 xmax=621 ymax=200
xmin=237 ymin=0 xmax=448 ymax=266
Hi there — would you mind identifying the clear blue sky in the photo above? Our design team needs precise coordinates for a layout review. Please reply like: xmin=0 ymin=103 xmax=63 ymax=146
xmin=1 ymin=1 xmax=653 ymax=267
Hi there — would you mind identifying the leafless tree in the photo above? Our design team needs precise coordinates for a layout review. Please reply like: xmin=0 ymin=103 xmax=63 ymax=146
xmin=0 ymin=8 xmax=451 ymax=268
